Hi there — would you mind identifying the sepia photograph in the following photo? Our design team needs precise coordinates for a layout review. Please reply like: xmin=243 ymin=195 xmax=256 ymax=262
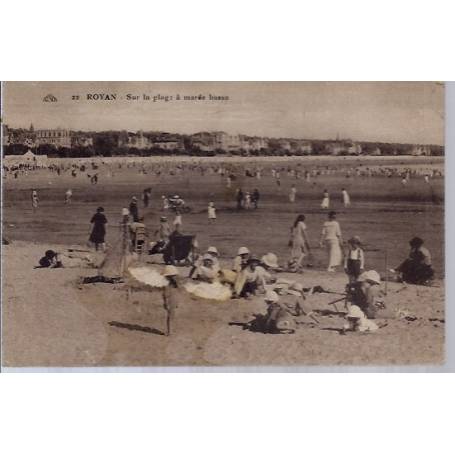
xmin=1 ymin=81 xmax=445 ymax=368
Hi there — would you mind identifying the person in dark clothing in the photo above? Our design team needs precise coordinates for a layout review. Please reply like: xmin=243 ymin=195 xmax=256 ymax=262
xmin=252 ymin=188 xmax=260 ymax=209
xmin=36 ymin=250 xmax=63 ymax=268
xmin=143 ymin=188 xmax=151 ymax=208
xmin=129 ymin=197 xmax=140 ymax=222
xmin=236 ymin=188 xmax=244 ymax=210
xmin=89 ymin=206 xmax=107 ymax=251
xmin=393 ymin=237 xmax=434 ymax=285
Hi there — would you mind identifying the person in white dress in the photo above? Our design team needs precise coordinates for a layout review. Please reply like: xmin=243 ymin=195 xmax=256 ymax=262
xmin=244 ymin=192 xmax=252 ymax=209
xmin=31 ymin=190 xmax=39 ymax=211
xmin=173 ymin=210 xmax=182 ymax=231
xmin=289 ymin=185 xmax=297 ymax=203
xmin=65 ymin=189 xmax=73 ymax=204
xmin=289 ymin=214 xmax=311 ymax=271
xmin=319 ymin=211 xmax=343 ymax=272
xmin=321 ymin=189 xmax=330 ymax=209
xmin=208 ymin=201 xmax=217 ymax=223
xmin=341 ymin=188 xmax=351 ymax=207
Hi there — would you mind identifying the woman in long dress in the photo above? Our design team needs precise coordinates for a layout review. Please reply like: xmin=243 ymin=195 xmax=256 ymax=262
xmin=289 ymin=214 xmax=310 ymax=271
xmin=89 ymin=206 xmax=107 ymax=251
xmin=289 ymin=185 xmax=297 ymax=203
xmin=321 ymin=189 xmax=330 ymax=209
xmin=341 ymin=188 xmax=351 ymax=207
xmin=319 ymin=211 xmax=343 ymax=272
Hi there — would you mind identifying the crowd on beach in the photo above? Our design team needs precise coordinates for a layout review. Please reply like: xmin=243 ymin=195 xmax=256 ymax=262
xmin=3 ymin=156 xmax=441 ymax=336
xmin=27 ymin=180 xmax=436 ymax=336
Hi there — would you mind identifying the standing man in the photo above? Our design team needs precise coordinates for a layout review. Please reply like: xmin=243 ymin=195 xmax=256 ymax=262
xmin=252 ymin=188 xmax=260 ymax=209
xmin=236 ymin=188 xmax=244 ymax=210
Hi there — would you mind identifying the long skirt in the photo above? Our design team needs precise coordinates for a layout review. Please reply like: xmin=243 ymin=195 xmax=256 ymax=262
xmin=321 ymin=197 xmax=330 ymax=209
xmin=326 ymin=239 xmax=342 ymax=268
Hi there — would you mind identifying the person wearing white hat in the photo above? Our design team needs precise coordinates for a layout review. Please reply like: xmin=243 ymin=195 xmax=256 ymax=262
xmin=261 ymin=252 xmax=281 ymax=271
xmin=191 ymin=254 xmax=220 ymax=283
xmin=162 ymin=265 xmax=180 ymax=336
xmin=233 ymin=256 xmax=262 ymax=298
xmin=233 ymin=246 xmax=250 ymax=273
xmin=344 ymin=305 xmax=379 ymax=332
xmin=346 ymin=269 xmax=383 ymax=320
xmin=263 ymin=290 xmax=296 ymax=334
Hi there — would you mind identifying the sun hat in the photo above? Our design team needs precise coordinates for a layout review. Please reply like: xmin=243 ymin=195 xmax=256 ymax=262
xmin=202 ymin=254 xmax=214 ymax=263
xmin=264 ymin=290 xmax=279 ymax=303
xmin=346 ymin=305 xmax=365 ymax=319
xmin=160 ymin=216 xmax=167 ymax=221
xmin=238 ymin=246 xmax=250 ymax=255
xmin=162 ymin=265 xmax=179 ymax=277
xmin=261 ymin=252 xmax=279 ymax=269
xmin=357 ymin=270 xmax=381 ymax=285
xmin=207 ymin=246 xmax=219 ymax=255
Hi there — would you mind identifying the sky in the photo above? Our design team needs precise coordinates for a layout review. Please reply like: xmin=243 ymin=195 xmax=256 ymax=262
xmin=2 ymin=81 xmax=445 ymax=145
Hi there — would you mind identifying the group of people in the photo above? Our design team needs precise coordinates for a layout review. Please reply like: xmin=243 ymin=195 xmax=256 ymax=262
xmin=235 ymin=188 xmax=260 ymax=210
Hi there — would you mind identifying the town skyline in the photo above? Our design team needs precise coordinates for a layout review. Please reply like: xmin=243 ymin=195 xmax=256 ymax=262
xmin=2 ymin=82 xmax=445 ymax=146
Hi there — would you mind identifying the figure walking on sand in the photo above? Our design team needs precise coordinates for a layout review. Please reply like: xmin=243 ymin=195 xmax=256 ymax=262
xmin=31 ymin=189 xmax=39 ymax=211
xmin=89 ymin=206 xmax=107 ymax=251
xmin=289 ymin=184 xmax=297 ymax=203
xmin=319 ymin=211 xmax=343 ymax=272
xmin=208 ymin=201 xmax=217 ymax=223
xmin=321 ymin=189 xmax=330 ymax=209
xmin=289 ymin=214 xmax=311 ymax=272
xmin=65 ymin=188 xmax=73 ymax=204
xmin=341 ymin=188 xmax=351 ymax=207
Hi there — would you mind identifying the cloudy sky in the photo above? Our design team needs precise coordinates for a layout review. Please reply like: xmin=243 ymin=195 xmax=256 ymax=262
xmin=2 ymin=81 xmax=444 ymax=145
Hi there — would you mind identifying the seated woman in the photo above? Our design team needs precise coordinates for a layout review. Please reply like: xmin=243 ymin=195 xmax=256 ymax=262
xmin=232 ymin=246 xmax=250 ymax=273
xmin=234 ymin=256 xmax=266 ymax=298
xmin=191 ymin=254 xmax=220 ymax=283
xmin=393 ymin=237 xmax=434 ymax=285
xmin=346 ymin=270 xmax=384 ymax=320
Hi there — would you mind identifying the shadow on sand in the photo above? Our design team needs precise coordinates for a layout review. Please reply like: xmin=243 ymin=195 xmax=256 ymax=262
xmin=108 ymin=321 xmax=165 ymax=336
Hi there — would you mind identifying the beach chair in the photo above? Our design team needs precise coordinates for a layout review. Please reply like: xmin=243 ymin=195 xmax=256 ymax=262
xmin=133 ymin=226 xmax=147 ymax=257
xmin=162 ymin=234 xmax=195 ymax=265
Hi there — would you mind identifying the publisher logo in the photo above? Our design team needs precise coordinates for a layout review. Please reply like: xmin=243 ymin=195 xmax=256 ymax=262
xmin=43 ymin=94 xmax=58 ymax=102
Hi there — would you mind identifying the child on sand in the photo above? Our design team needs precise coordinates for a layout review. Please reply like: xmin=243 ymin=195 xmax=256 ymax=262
xmin=208 ymin=202 xmax=217 ymax=223
xmin=321 ymin=189 xmax=330 ymax=209
xmin=344 ymin=236 xmax=365 ymax=283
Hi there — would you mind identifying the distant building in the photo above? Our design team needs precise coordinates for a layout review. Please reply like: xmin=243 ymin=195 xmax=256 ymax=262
xmin=3 ymin=150 xmax=48 ymax=166
xmin=72 ymin=135 xmax=93 ymax=147
xmin=325 ymin=141 xmax=345 ymax=155
xmin=35 ymin=128 xmax=71 ymax=148
xmin=150 ymin=140 xmax=184 ymax=151
xmin=325 ymin=140 xmax=361 ymax=155
xmin=411 ymin=145 xmax=431 ymax=156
